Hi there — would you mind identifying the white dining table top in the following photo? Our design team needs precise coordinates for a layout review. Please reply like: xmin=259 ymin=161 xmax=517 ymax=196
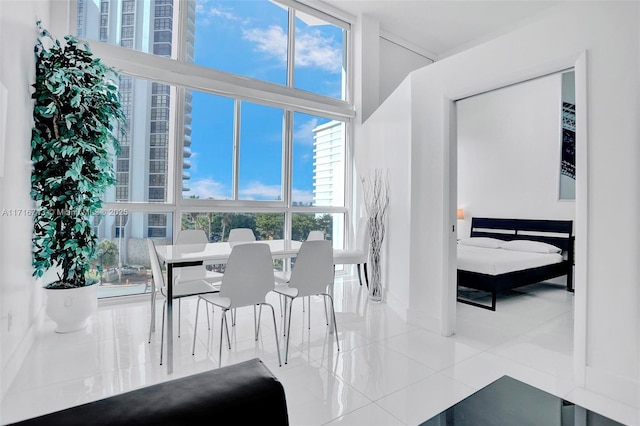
xmin=155 ymin=239 xmax=302 ymax=264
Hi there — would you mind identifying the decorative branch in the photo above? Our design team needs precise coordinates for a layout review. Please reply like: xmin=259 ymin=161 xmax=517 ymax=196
xmin=362 ymin=169 xmax=389 ymax=300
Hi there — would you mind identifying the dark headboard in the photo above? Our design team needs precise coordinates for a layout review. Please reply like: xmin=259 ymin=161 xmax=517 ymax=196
xmin=470 ymin=217 xmax=574 ymax=262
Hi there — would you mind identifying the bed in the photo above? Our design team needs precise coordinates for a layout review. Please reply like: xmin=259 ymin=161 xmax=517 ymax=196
xmin=457 ymin=217 xmax=574 ymax=311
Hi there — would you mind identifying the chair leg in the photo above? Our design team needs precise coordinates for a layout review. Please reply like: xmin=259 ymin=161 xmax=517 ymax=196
xmin=206 ymin=304 xmax=211 ymax=330
xmin=323 ymin=296 xmax=329 ymax=325
xmin=150 ymin=290 xmax=156 ymax=333
xmin=148 ymin=299 xmax=156 ymax=344
xmin=265 ymin=303 xmax=282 ymax=367
xmin=285 ymin=297 xmax=294 ymax=364
xmin=283 ymin=297 xmax=288 ymax=336
xmin=357 ymin=264 xmax=363 ymax=286
xmin=324 ymin=293 xmax=340 ymax=351
xmin=255 ymin=304 xmax=263 ymax=341
xmin=224 ymin=310 xmax=231 ymax=349
xmin=192 ymin=298 xmax=201 ymax=356
xmin=232 ymin=308 xmax=236 ymax=326
xmin=279 ymin=294 xmax=283 ymax=317
xmin=363 ymin=263 xmax=369 ymax=288
xmin=219 ymin=310 xmax=226 ymax=368
xmin=160 ymin=300 xmax=167 ymax=365
xmin=308 ymin=297 xmax=311 ymax=330
xmin=178 ymin=299 xmax=181 ymax=338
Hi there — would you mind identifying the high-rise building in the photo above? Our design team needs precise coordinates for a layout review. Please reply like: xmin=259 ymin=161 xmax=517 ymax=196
xmin=77 ymin=0 xmax=194 ymax=242
xmin=312 ymin=120 xmax=345 ymax=247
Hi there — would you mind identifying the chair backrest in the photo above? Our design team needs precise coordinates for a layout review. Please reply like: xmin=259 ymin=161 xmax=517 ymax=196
xmin=356 ymin=217 xmax=370 ymax=251
xmin=220 ymin=243 xmax=274 ymax=308
xmin=228 ymin=228 xmax=256 ymax=247
xmin=147 ymin=238 xmax=166 ymax=293
xmin=288 ymin=240 xmax=333 ymax=298
xmin=176 ymin=229 xmax=208 ymax=244
xmin=306 ymin=230 xmax=324 ymax=241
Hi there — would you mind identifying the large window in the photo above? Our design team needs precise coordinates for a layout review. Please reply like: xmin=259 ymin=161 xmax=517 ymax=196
xmin=77 ymin=0 xmax=353 ymax=298
xmin=78 ymin=0 xmax=348 ymax=100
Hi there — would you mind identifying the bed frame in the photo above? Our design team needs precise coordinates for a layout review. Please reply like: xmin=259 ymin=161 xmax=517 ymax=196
xmin=457 ymin=217 xmax=574 ymax=311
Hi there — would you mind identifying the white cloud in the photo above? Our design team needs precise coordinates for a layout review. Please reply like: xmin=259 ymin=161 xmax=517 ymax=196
xmin=295 ymin=29 xmax=342 ymax=73
xmin=242 ymin=25 xmax=342 ymax=73
xmin=196 ymin=2 xmax=248 ymax=26
xmin=184 ymin=178 xmax=229 ymax=200
xmin=187 ymin=179 xmax=313 ymax=203
xmin=294 ymin=118 xmax=318 ymax=145
xmin=239 ymin=181 xmax=282 ymax=200
xmin=292 ymin=188 xmax=314 ymax=204
xmin=242 ymin=25 xmax=288 ymax=63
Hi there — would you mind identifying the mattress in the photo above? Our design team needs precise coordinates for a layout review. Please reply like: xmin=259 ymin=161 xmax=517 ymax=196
xmin=457 ymin=244 xmax=563 ymax=276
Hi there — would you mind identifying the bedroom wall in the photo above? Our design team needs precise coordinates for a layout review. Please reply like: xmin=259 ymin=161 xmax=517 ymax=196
xmin=457 ymin=72 xmax=576 ymax=238
xmin=356 ymin=0 xmax=639 ymax=406
xmin=0 ymin=0 xmax=52 ymax=400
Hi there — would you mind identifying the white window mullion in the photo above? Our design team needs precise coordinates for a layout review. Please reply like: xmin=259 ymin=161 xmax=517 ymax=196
xmin=287 ymin=7 xmax=296 ymax=88
xmin=233 ymin=100 xmax=241 ymax=200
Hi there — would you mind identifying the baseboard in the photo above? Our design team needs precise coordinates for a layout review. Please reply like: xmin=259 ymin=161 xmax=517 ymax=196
xmin=585 ymin=366 xmax=639 ymax=409
xmin=386 ymin=288 xmax=442 ymax=333
xmin=1 ymin=305 xmax=45 ymax=401
xmin=406 ymin=307 xmax=441 ymax=334
xmin=384 ymin=288 xmax=409 ymax=322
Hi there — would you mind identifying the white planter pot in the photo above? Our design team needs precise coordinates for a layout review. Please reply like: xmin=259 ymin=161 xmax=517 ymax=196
xmin=45 ymin=284 xmax=98 ymax=333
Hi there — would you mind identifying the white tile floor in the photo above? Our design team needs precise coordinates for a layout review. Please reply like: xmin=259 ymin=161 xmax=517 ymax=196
xmin=2 ymin=276 xmax=638 ymax=425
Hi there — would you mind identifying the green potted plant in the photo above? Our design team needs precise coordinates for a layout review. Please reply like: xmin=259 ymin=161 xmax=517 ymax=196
xmin=30 ymin=22 xmax=124 ymax=332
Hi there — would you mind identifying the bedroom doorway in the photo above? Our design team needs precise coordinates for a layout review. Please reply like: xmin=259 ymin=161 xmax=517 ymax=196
xmin=455 ymin=71 xmax=576 ymax=310
xmin=447 ymin=57 xmax=587 ymax=383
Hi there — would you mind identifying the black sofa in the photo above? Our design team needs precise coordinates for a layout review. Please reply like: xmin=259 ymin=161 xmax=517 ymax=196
xmin=10 ymin=358 xmax=288 ymax=425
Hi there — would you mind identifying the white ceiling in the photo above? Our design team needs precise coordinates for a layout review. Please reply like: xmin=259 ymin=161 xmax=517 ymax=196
xmin=320 ymin=0 xmax=564 ymax=58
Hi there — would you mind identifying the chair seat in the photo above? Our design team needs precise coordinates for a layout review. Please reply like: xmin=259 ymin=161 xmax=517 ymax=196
xmin=273 ymin=283 xmax=299 ymax=298
xmin=274 ymin=271 xmax=291 ymax=284
xmin=203 ymin=270 xmax=224 ymax=283
xmin=333 ymin=248 xmax=366 ymax=264
xmin=175 ymin=268 xmax=223 ymax=283
xmin=199 ymin=293 xmax=232 ymax=309
xmin=164 ymin=280 xmax=218 ymax=299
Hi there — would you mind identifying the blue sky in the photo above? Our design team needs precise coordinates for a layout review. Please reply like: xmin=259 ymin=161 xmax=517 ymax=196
xmin=184 ymin=0 xmax=344 ymax=202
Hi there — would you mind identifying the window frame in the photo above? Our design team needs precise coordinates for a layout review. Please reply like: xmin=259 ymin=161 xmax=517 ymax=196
xmin=79 ymin=0 xmax=355 ymax=244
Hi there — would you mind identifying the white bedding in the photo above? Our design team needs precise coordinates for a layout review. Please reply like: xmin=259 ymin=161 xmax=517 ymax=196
xmin=457 ymin=244 xmax=563 ymax=276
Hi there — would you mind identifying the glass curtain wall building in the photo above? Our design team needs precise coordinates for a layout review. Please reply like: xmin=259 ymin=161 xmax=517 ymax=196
xmin=75 ymin=0 xmax=353 ymax=298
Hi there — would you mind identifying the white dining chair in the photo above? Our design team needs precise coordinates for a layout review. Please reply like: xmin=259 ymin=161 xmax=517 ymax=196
xmin=175 ymin=229 xmax=224 ymax=284
xmin=225 ymin=227 xmax=257 ymax=324
xmin=274 ymin=229 xmax=326 ymax=312
xmin=146 ymin=238 xmax=218 ymax=365
xmin=227 ymin=228 xmax=256 ymax=247
xmin=307 ymin=230 xmax=325 ymax=241
xmin=333 ymin=217 xmax=370 ymax=287
xmin=192 ymin=243 xmax=281 ymax=367
xmin=273 ymin=240 xmax=338 ymax=364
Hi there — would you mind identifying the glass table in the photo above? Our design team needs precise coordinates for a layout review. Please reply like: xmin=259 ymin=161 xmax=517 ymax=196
xmin=421 ymin=376 xmax=622 ymax=425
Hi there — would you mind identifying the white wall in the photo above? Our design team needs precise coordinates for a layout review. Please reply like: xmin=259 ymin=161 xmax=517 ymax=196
xmin=457 ymin=73 xmax=576 ymax=238
xmin=379 ymin=38 xmax=433 ymax=104
xmin=354 ymin=15 xmax=434 ymax=123
xmin=0 ymin=0 xmax=52 ymax=399
xmin=357 ymin=1 xmax=639 ymax=405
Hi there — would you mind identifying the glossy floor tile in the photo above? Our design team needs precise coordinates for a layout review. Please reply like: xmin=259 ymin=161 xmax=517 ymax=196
xmin=1 ymin=276 xmax=638 ymax=425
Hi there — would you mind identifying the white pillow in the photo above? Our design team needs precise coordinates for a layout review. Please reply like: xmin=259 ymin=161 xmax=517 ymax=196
xmin=458 ymin=237 xmax=504 ymax=249
xmin=501 ymin=240 xmax=562 ymax=254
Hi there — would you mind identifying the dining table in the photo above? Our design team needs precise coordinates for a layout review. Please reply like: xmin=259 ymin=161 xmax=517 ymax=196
xmin=155 ymin=239 xmax=303 ymax=373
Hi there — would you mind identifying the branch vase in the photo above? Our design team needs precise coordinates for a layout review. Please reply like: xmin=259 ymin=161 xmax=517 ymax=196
xmin=368 ymin=243 xmax=383 ymax=302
